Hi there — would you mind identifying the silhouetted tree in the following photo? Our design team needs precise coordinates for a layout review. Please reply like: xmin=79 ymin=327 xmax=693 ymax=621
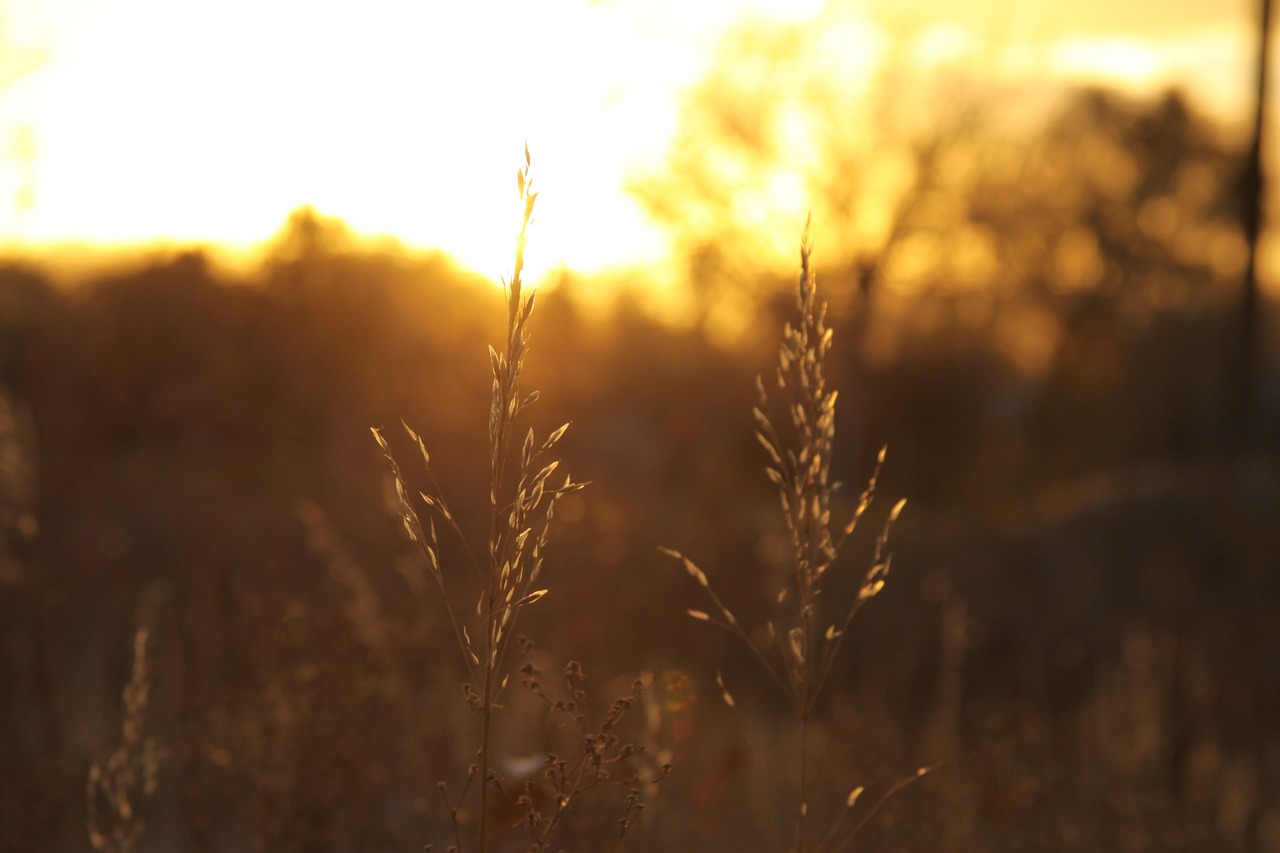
xmin=1236 ymin=0 xmax=1272 ymax=449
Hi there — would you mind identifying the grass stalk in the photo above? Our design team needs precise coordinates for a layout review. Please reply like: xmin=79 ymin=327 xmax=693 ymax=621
xmin=86 ymin=627 xmax=160 ymax=853
xmin=376 ymin=146 xmax=585 ymax=851
xmin=665 ymin=217 xmax=909 ymax=852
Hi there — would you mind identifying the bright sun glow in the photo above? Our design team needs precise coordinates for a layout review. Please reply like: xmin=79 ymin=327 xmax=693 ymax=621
xmin=0 ymin=0 xmax=827 ymax=282
xmin=0 ymin=0 xmax=1256 ymax=283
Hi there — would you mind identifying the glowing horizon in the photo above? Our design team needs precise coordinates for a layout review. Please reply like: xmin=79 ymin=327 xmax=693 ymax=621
xmin=0 ymin=0 xmax=1261 ymax=283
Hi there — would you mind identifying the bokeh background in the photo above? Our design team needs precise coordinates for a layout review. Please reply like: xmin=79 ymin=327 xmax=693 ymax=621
xmin=2 ymin=1 xmax=1279 ymax=850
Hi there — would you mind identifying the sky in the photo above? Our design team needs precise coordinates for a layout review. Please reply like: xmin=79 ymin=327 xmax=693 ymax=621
xmin=0 ymin=0 xmax=1264 ymax=282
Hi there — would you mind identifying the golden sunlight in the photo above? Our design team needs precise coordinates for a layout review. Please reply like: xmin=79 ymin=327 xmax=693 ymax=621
xmin=0 ymin=0 xmax=1261 ymax=283
xmin=0 ymin=0 xmax=831 ymax=282
xmin=0 ymin=1 xmax=639 ymax=278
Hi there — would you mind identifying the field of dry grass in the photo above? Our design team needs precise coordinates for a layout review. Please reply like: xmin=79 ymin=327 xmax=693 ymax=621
xmin=2 ymin=106 xmax=1280 ymax=851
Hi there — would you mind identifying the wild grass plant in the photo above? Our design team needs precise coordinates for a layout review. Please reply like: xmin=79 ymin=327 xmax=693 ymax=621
xmin=664 ymin=221 xmax=927 ymax=853
xmin=513 ymin=640 xmax=669 ymax=852
xmin=75 ymin=159 xmax=918 ymax=853
xmin=375 ymin=148 xmax=660 ymax=852
xmin=20 ymin=87 xmax=1276 ymax=853
xmin=86 ymin=626 xmax=160 ymax=853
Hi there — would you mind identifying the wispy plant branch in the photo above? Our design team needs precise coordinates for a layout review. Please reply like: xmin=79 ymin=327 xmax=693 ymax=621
xmin=663 ymin=217 xmax=908 ymax=852
xmin=375 ymin=147 xmax=588 ymax=853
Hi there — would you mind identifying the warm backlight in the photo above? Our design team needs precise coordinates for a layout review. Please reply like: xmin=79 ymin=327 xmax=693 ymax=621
xmin=0 ymin=0 xmax=1257 ymax=282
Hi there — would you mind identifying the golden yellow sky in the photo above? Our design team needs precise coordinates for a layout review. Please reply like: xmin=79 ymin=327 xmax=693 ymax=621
xmin=0 ymin=0 xmax=1263 ymax=282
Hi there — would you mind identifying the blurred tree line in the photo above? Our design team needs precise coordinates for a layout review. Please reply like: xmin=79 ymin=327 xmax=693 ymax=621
xmin=1 ymin=74 xmax=1278 ymax=850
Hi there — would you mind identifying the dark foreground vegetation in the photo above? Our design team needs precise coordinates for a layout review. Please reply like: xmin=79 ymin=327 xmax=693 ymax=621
xmin=2 ymin=83 xmax=1280 ymax=851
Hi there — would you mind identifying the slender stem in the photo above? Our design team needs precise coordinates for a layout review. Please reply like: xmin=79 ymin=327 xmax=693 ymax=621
xmin=439 ymin=783 xmax=465 ymax=853
xmin=829 ymin=766 xmax=935 ymax=853
xmin=478 ymin=154 xmax=535 ymax=853
xmin=479 ymin=606 xmax=494 ymax=853
xmin=797 ymin=707 xmax=809 ymax=853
